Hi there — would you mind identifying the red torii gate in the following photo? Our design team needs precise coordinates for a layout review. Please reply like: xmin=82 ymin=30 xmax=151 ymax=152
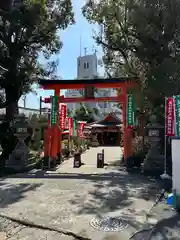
xmin=40 ymin=77 xmax=139 ymax=162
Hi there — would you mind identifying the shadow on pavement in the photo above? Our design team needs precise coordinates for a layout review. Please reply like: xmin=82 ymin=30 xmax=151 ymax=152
xmin=131 ymin=213 xmax=180 ymax=240
xmin=0 ymin=181 xmax=42 ymax=208
xmin=0 ymin=171 xmax=160 ymax=214
xmin=1 ymin=170 xmax=179 ymax=239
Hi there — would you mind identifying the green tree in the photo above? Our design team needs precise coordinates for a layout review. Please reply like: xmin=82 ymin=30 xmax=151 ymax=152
xmin=0 ymin=0 xmax=74 ymax=164
xmin=73 ymin=104 xmax=96 ymax=123
xmin=82 ymin=0 xmax=180 ymax=115
xmin=0 ymin=0 xmax=74 ymax=119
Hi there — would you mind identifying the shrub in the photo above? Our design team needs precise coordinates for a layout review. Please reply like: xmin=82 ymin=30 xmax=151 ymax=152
xmin=62 ymin=148 xmax=70 ymax=158
xmin=79 ymin=146 xmax=83 ymax=154
xmin=61 ymin=139 xmax=69 ymax=147
xmin=126 ymin=136 xmax=150 ymax=170
xmin=132 ymin=136 xmax=150 ymax=155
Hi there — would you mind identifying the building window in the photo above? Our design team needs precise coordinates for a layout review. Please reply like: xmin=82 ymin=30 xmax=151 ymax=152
xmin=84 ymin=62 xmax=89 ymax=69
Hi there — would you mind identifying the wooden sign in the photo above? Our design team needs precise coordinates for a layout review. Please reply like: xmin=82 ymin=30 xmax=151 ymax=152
xmin=84 ymin=86 xmax=95 ymax=98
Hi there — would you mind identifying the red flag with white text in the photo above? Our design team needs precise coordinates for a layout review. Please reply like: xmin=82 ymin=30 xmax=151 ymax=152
xmin=165 ymin=97 xmax=175 ymax=136
xmin=68 ymin=118 xmax=73 ymax=136
xmin=60 ymin=104 xmax=67 ymax=130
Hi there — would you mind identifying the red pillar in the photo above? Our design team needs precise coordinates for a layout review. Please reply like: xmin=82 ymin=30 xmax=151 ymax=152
xmin=122 ymin=88 xmax=133 ymax=160
xmin=122 ymin=94 xmax=127 ymax=160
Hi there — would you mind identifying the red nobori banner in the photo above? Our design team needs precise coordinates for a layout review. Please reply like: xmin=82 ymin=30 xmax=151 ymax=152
xmin=165 ymin=97 xmax=175 ymax=136
xmin=60 ymin=104 xmax=67 ymax=130
xmin=80 ymin=122 xmax=85 ymax=138
xmin=68 ymin=117 xmax=73 ymax=136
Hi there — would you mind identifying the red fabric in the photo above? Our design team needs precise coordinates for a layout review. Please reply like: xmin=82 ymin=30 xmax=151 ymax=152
xmin=68 ymin=117 xmax=73 ymax=136
xmin=165 ymin=98 xmax=175 ymax=136
xmin=60 ymin=104 xmax=67 ymax=130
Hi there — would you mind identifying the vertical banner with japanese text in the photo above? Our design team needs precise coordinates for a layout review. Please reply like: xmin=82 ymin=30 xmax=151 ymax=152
xmin=165 ymin=97 xmax=175 ymax=136
xmin=59 ymin=104 xmax=67 ymax=130
xmin=73 ymin=120 xmax=76 ymax=136
xmin=68 ymin=117 xmax=73 ymax=136
xmin=51 ymin=96 xmax=58 ymax=126
xmin=175 ymin=95 xmax=180 ymax=136
xmin=127 ymin=94 xmax=135 ymax=127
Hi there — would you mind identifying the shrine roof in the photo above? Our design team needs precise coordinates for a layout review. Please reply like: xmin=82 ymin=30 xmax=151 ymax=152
xmin=89 ymin=113 xmax=122 ymax=127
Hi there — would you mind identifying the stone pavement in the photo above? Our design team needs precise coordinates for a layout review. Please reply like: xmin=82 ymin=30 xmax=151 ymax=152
xmin=0 ymin=147 xmax=180 ymax=239
xmin=57 ymin=146 xmax=124 ymax=174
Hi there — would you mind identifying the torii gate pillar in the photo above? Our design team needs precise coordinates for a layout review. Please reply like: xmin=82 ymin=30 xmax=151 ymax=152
xmin=121 ymin=87 xmax=133 ymax=160
xmin=51 ymin=88 xmax=61 ymax=162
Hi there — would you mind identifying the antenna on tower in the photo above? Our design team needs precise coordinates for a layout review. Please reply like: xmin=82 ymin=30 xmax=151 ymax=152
xmin=92 ymin=45 xmax=95 ymax=53
xmin=92 ymin=45 xmax=98 ymax=55
xmin=80 ymin=34 xmax=82 ymax=56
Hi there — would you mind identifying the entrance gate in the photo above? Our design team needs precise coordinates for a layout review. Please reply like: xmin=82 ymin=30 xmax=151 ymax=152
xmin=40 ymin=77 xmax=139 ymax=162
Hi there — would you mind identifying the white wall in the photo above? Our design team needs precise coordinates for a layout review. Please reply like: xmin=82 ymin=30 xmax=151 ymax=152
xmin=77 ymin=54 xmax=98 ymax=79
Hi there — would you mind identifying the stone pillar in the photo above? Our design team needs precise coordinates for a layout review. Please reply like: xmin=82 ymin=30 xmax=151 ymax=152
xmin=143 ymin=115 xmax=165 ymax=176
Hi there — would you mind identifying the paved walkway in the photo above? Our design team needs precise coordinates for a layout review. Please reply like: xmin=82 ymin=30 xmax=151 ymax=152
xmin=57 ymin=146 xmax=123 ymax=174
xmin=0 ymin=147 xmax=179 ymax=239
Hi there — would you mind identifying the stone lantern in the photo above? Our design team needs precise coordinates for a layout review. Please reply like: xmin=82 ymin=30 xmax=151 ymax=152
xmin=143 ymin=115 xmax=165 ymax=175
xmin=7 ymin=114 xmax=29 ymax=170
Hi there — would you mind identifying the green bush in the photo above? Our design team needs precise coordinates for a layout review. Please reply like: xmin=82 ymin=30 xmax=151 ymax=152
xmin=125 ymin=136 xmax=150 ymax=170
xmin=132 ymin=136 xmax=150 ymax=155
xmin=62 ymin=148 xmax=70 ymax=158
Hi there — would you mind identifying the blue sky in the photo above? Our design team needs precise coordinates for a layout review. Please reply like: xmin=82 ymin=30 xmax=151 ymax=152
xmin=19 ymin=0 xmax=103 ymax=109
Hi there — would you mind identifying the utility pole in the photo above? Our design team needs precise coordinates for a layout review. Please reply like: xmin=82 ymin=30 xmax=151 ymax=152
xmin=39 ymin=96 xmax=42 ymax=115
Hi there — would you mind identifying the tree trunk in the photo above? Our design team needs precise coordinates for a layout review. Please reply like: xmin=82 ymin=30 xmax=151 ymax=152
xmin=0 ymin=87 xmax=20 ymax=167
xmin=5 ymin=86 xmax=19 ymax=120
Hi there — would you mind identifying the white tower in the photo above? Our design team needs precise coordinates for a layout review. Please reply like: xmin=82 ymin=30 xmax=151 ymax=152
xmin=77 ymin=53 xmax=98 ymax=79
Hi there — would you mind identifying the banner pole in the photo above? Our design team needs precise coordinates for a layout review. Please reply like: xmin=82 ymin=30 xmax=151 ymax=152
xmin=164 ymin=97 xmax=167 ymax=175
xmin=161 ymin=97 xmax=171 ymax=179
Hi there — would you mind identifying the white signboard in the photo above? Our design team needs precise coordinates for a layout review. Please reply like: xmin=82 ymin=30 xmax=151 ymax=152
xmin=65 ymin=89 xmax=84 ymax=98
xmin=171 ymin=138 xmax=180 ymax=195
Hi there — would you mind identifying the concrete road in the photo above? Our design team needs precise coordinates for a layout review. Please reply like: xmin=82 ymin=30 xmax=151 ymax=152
xmin=0 ymin=147 xmax=179 ymax=239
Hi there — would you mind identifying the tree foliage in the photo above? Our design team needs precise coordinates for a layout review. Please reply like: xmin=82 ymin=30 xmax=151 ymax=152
xmin=82 ymin=0 xmax=180 ymax=110
xmin=73 ymin=104 xmax=96 ymax=123
xmin=0 ymin=0 xmax=74 ymax=119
